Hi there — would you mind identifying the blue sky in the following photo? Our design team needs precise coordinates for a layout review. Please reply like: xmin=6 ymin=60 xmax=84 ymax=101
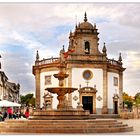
xmin=0 ymin=3 xmax=140 ymax=96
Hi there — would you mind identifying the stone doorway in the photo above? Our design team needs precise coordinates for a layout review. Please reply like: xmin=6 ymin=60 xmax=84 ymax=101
xmin=113 ymin=94 xmax=119 ymax=114
xmin=114 ymin=101 xmax=118 ymax=114
xmin=78 ymin=86 xmax=97 ymax=114
xmin=82 ymin=96 xmax=93 ymax=114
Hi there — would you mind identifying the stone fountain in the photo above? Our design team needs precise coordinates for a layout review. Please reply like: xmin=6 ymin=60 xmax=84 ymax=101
xmin=46 ymin=62 xmax=77 ymax=110
xmin=31 ymin=56 xmax=90 ymax=120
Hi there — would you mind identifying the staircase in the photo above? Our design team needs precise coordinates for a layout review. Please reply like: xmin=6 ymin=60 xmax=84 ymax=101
xmin=0 ymin=119 xmax=133 ymax=134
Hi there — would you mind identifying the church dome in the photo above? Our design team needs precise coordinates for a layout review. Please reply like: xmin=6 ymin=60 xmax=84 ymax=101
xmin=79 ymin=21 xmax=94 ymax=29
xmin=78 ymin=12 xmax=94 ymax=30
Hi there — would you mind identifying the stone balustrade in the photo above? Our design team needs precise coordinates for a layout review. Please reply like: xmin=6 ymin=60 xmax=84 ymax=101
xmin=35 ymin=57 xmax=59 ymax=66
xmin=107 ymin=59 xmax=122 ymax=66
xmin=34 ymin=56 xmax=122 ymax=68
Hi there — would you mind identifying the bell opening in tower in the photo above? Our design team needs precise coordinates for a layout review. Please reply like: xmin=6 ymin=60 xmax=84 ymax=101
xmin=85 ymin=41 xmax=90 ymax=54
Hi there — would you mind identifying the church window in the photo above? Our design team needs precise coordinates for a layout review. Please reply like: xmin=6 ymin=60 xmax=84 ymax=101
xmin=45 ymin=75 xmax=52 ymax=85
xmin=114 ymin=77 xmax=118 ymax=86
xmin=85 ymin=41 xmax=90 ymax=54
xmin=83 ymin=70 xmax=93 ymax=80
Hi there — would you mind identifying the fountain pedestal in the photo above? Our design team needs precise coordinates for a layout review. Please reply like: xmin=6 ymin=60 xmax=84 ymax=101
xmin=30 ymin=109 xmax=90 ymax=120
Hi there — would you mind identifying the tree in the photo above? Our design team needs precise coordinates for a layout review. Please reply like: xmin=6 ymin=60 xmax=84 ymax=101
xmin=20 ymin=93 xmax=35 ymax=107
xmin=134 ymin=92 xmax=140 ymax=106
xmin=122 ymin=92 xmax=134 ymax=110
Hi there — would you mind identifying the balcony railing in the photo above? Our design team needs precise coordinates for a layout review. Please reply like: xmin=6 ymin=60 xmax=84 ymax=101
xmin=107 ymin=59 xmax=122 ymax=66
xmin=35 ymin=56 xmax=122 ymax=67
xmin=35 ymin=57 xmax=60 ymax=66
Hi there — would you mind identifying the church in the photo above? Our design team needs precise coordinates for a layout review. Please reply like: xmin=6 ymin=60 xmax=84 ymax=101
xmin=32 ymin=13 xmax=125 ymax=114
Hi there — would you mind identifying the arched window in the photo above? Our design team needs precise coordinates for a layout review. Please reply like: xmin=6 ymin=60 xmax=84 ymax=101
xmin=85 ymin=41 xmax=90 ymax=54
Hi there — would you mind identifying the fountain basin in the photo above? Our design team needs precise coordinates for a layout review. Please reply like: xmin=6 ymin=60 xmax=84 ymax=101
xmin=45 ymin=87 xmax=77 ymax=109
xmin=45 ymin=87 xmax=77 ymax=95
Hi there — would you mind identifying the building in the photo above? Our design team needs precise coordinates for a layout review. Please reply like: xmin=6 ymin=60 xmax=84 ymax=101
xmin=33 ymin=13 xmax=125 ymax=114
xmin=0 ymin=57 xmax=20 ymax=103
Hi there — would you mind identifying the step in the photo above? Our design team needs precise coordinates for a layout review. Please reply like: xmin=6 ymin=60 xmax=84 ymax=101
xmin=0 ymin=123 xmax=128 ymax=129
xmin=0 ymin=119 xmax=133 ymax=134
xmin=4 ymin=119 xmax=118 ymax=123
xmin=0 ymin=126 xmax=133 ymax=134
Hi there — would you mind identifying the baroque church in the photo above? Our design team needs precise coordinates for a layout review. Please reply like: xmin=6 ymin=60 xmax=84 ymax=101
xmin=32 ymin=13 xmax=125 ymax=114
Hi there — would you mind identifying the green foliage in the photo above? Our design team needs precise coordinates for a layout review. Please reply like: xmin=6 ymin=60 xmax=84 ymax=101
xmin=29 ymin=97 xmax=35 ymax=107
xmin=134 ymin=92 xmax=140 ymax=106
xmin=20 ymin=93 xmax=35 ymax=107
xmin=122 ymin=92 xmax=134 ymax=110
xmin=122 ymin=92 xmax=140 ymax=109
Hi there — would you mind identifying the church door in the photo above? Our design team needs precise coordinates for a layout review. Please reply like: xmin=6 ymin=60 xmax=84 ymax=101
xmin=114 ymin=101 xmax=118 ymax=114
xmin=82 ymin=96 xmax=93 ymax=114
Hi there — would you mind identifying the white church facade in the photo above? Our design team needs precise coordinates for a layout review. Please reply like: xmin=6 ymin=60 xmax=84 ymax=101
xmin=33 ymin=13 xmax=125 ymax=114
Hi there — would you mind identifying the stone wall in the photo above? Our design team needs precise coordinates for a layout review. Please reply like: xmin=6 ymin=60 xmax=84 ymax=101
xmin=120 ymin=106 xmax=140 ymax=119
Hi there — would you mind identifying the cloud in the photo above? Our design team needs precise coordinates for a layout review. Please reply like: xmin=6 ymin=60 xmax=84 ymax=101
xmin=0 ymin=4 xmax=140 ymax=96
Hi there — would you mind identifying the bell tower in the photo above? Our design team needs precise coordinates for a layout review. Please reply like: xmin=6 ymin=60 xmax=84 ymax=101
xmin=68 ymin=12 xmax=102 ymax=61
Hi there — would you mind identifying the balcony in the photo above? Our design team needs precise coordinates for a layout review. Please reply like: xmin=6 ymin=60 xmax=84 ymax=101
xmin=107 ymin=58 xmax=122 ymax=67
xmin=35 ymin=57 xmax=59 ymax=66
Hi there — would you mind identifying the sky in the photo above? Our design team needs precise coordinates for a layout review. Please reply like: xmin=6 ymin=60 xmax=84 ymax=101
xmin=0 ymin=3 xmax=140 ymax=96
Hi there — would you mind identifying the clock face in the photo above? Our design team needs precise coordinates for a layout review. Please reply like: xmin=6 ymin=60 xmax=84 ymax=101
xmin=83 ymin=70 xmax=93 ymax=80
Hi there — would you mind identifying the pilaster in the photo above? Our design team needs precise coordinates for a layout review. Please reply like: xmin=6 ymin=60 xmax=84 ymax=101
xmin=119 ymin=72 xmax=123 ymax=113
xmin=102 ymin=66 xmax=108 ymax=114
xmin=67 ymin=66 xmax=72 ymax=108
xmin=93 ymin=94 xmax=96 ymax=114
xmin=35 ymin=69 xmax=41 ymax=109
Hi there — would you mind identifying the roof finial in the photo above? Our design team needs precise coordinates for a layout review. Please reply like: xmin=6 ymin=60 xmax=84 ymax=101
xmin=78 ymin=22 xmax=80 ymax=27
xmin=0 ymin=54 xmax=1 ymax=69
xmin=69 ymin=30 xmax=72 ymax=36
xmin=118 ymin=53 xmax=122 ymax=62
xmin=36 ymin=50 xmax=39 ymax=61
xmin=102 ymin=42 xmax=107 ymax=55
xmin=94 ymin=23 xmax=96 ymax=29
xmin=75 ymin=23 xmax=77 ymax=29
xmin=62 ymin=45 xmax=65 ymax=51
xmin=84 ymin=12 xmax=87 ymax=22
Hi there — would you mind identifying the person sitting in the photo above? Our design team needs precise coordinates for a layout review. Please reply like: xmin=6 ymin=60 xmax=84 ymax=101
xmin=13 ymin=111 xmax=17 ymax=119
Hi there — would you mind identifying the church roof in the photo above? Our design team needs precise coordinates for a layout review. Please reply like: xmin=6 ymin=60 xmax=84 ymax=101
xmin=78 ymin=12 xmax=94 ymax=30
xmin=79 ymin=21 xmax=94 ymax=29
